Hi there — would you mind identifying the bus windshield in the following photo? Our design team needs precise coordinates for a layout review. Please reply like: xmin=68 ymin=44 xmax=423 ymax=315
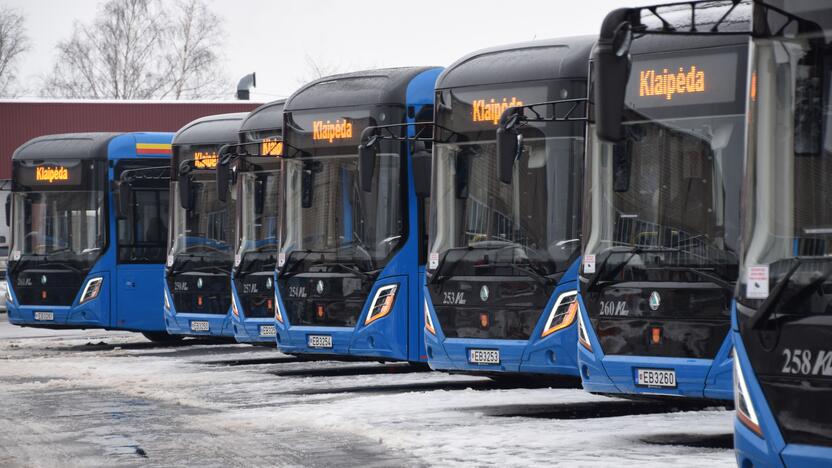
xmin=169 ymin=176 xmax=234 ymax=267
xmin=11 ymin=190 xmax=106 ymax=266
xmin=584 ymin=47 xmax=747 ymax=286
xmin=236 ymin=170 xmax=280 ymax=272
xmin=279 ymin=152 xmax=402 ymax=272
xmin=740 ymin=13 xmax=832 ymax=311
xmin=430 ymin=137 xmax=583 ymax=278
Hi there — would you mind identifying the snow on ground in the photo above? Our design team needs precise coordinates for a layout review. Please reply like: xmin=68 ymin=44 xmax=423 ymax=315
xmin=0 ymin=315 xmax=737 ymax=467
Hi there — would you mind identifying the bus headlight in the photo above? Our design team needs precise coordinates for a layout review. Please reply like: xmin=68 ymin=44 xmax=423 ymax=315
xmin=163 ymin=290 xmax=171 ymax=311
xmin=734 ymin=353 xmax=763 ymax=438
xmin=365 ymin=284 xmax=397 ymax=325
xmin=577 ymin=306 xmax=592 ymax=351
xmin=79 ymin=277 xmax=104 ymax=304
xmin=424 ymin=298 xmax=436 ymax=335
xmin=4 ymin=282 xmax=12 ymax=305
xmin=274 ymin=292 xmax=284 ymax=323
xmin=541 ymin=291 xmax=578 ymax=337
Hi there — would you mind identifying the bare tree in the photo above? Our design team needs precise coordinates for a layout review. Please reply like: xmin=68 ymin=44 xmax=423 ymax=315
xmin=296 ymin=54 xmax=348 ymax=86
xmin=0 ymin=7 xmax=30 ymax=97
xmin=43 ymin=0 xmax=228 ymax=99
xmin=160 ymin=0 xmax=227 ymax=99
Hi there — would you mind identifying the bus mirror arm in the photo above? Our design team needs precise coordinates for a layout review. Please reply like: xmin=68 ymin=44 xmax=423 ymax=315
xmin=595 ymin=8 xmax=637 ymax=144
xmin=4 ymin=195 xmax=10 ymax=227
xmin=358 ymin=127 xmax=378 ymax=193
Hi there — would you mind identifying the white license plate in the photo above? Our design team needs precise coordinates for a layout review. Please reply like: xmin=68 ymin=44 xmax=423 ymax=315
xmin=307 ymin=335 xmax=332 ymax=349
xmin=259 ymin=325 xmax=276 ymax=337
xmin=636 ymin=368 xmax=677 ymax=388
xmin=190 ymin=320 xmax=210 ymax=332
xmin=34 ymin=311 xmax=53 ymax=321
xmin=469 ymin=349 xmax=500 ymax=365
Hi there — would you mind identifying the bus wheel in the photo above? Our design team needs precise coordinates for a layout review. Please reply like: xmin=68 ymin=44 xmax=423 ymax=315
xmin=141 ymin=332 xmax=184 ymax=343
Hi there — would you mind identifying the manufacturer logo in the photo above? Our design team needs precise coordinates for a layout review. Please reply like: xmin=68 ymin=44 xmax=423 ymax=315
xmin=196 ymin=278 xmax=204 ymax=289
xmin=442 ymin=291 xmax=467 ymax=305
xmin=480 ymin=285 xmax=490 ymax=302
xmin=266 ymin=277 xmax=273 ymax=289
xmin=315 ymin=280 xmax=325 ymax=295
xmin=40 ymin=275 xmax=47 ymax=285
xmin=649 ymin=291 xmax=661 ymax=311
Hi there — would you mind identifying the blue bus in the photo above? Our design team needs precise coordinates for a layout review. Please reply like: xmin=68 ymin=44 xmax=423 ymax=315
xmin=6 ymin=132 xmax=176 ymax=342
xmin=580 ymin=3 xmax=749 ymax=400
xmin=164 ymin=113 xmax=247 ymax=338
xmin=732 ymin=1 xmax=832 ymax=465
xmin=423 ymin=38 xmax=593 ymax=377
xmin=225 ymin=100 xmax=285 ymax=344
xmin=274 ymin=67 xmax=440 ymax=362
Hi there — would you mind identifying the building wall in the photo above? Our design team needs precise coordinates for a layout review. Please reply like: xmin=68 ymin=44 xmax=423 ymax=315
xmin=0 ymin=101 xmax=262 ymax=179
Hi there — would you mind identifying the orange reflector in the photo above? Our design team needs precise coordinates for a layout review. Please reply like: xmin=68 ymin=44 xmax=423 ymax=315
xmin=316 ymin=305 xmax=325 ymax=318
xmin=651 ymin=327 xmax=661 ymax=344
xmin=267 ymin=299 xmax=273 ymax=310
xmin=479 ymin=313 xmax=489 ymax=329
xmin=41 ymin=290 xmax=47 ymax=300
xmin=197 ymin=296 xmax=203 ymax=307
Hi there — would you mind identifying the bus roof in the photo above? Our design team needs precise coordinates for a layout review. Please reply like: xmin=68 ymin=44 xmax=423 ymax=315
xmin=239 ymin=99 xmax=285 ymax=136
xmin=436 ymin=36 xmax=596 ymax=90
xmin=13 ymin=132 xmax=174 ymax=161
xmin=173 ymin=112 xmax=248 ymax=146
xmin=284 ymin=67 xmax=441 ymax=111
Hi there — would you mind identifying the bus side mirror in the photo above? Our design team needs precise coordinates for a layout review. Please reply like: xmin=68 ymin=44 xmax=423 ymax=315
xmin=301 ymin=169 xmax=314 ymax=209
xmin=358 ymin=127 xmax=378 ymax=193
xmin=217 ymin=155 xmax=232 ymax=202
xmin=117 ymin=182 xmax=131 ymax=219
xmin=4 ymin=196 xmax=10 ymax=227
xmin=497 ymin=109 xmax=523 ymax=184
xmin=595 ymin=9 xmax=635 ymax=144
xmin=179 ymin=165 xmax=194 ymax=211
xmin=254 ymin=178 xmax=265 ymax=215
xmin=412 ymin=148 xmax=432 ymax=198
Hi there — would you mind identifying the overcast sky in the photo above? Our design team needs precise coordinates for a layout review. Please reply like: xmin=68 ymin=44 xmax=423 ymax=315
xmin=6 ymin=0 xmax=657 ymax=101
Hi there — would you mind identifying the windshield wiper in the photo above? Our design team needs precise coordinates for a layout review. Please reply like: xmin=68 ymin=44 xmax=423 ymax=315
xmin=428 ymin=242 xmax=526 ymax=285
xmin=477 ymin=261 xmax=559 ymax=287
xmin=749 ymin=257 xmax=832 ymax=329
xmin=583 ymin=246 xmax=680 ymax=292
xmin=661 ymin=266 xmax=735 ymax=292
xmin=313 ymin=262 xmax=379 ymax=281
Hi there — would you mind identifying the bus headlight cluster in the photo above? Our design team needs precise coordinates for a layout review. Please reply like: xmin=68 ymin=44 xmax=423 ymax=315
xmin=231 ymin=296 xmax=240 ymax=317
xmin=79 ymin=277 xmax=104 ymax=304
xmin=541 ymin=291 xmax=578 ymax=338
xmin=4 ymin=282 xmax=12 ymax=305
xmin=163 ymin=290 xmax=171 ymax=311
xmin=577 ymin=306 xmax=592 ymax=351
xmin=274 ymin=292 xmax=284 ymax=323
xmin=734 ymin=352 xmax=763 ymax=438
xmin=424 ymin=298 xmax=436 ymax=335
xmin=364 ymin=284 xmax=398 ymax=325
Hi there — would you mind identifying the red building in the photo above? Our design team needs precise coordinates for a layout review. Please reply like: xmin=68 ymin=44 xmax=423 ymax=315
xmin=0 ymin=100 xmax=262 ymax=179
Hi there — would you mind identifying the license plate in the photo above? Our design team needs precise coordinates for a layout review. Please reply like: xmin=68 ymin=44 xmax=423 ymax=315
xmin=259 ymin=325 xmax=276 ymax=337
xmin=190 ymin=320 xmax=210 ymax=332
xmin=307 ymin=334 xmax=332 ymax=349
xmin=636 ymin=368 xmax=677 ymax=388
xmin=34 ymin=311 xmax=53 ymax=321
xmin=469 ymin=349 xmax=500 ymax=365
